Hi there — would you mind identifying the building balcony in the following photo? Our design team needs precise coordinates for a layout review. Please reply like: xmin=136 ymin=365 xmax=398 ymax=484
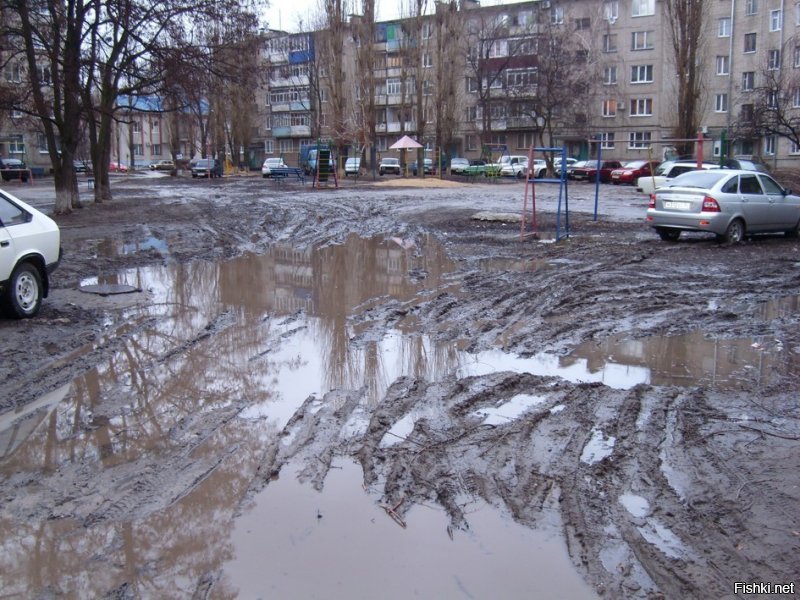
xmin=271 ymin=125 xmax=311 ymax=137
xmin=377 ymin=122 xmax=416 ymax=133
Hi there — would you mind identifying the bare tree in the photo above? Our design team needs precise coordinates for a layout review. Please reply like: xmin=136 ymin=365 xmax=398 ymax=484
xmin=664 ymin=0 xmax=707 ymax=156
xmin=431 ymin=1 xmax=463 ymax=166
xmin=512 ymin=6 xmax=596 ymax=173
xmin=751 ymin=38 xmax=800 ymax=153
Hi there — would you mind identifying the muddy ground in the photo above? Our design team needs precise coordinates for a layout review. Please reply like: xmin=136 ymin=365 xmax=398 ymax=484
xmin=1 ymin=172 xmax=799 ymax=598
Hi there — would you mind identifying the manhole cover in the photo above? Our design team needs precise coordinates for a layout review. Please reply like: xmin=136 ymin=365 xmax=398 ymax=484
xmin=78 ymin=283 xmax=140 ymax=296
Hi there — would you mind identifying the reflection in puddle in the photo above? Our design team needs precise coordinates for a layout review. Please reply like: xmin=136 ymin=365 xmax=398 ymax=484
xmin=3 ymin=232 xmax=796 ymax=596
xmin=225 ymin=459 xmax=597 ymax=599
xmin=565 ymin=328 xmax=796 ymax=389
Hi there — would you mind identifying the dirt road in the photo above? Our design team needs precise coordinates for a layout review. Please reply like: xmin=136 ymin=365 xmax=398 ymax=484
xmin=1 ymin=173 xmax=798 ymax=598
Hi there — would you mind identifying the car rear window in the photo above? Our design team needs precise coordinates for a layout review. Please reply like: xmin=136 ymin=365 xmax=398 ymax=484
xmin=665 ymin=171 xmax=728 ymax=188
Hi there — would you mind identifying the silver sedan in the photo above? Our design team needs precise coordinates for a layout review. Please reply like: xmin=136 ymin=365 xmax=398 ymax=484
xmin=646 ymin=169 xmax=800 ymax=243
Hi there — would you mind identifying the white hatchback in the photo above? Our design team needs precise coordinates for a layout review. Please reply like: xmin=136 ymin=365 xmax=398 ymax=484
xmin=0 ymin=189 xmax=61 ymax=318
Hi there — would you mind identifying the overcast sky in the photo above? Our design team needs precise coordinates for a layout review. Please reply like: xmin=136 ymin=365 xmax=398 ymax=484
xmin=263 ymin=0 xmax=530 ymax=32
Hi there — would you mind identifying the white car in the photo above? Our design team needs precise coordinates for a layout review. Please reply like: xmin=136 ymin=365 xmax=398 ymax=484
xmin=636 ymin=160 xmax=720 ymax=195
xmin=0 ymin=189 xmax=61 ymax=318
xmin=262 ymin=157 xmax=287 ymax=178
xmin=501 ymin=159 xmax=530 ymax=178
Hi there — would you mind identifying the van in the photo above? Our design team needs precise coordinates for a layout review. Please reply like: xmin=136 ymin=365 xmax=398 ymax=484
xmin=299 ymin=145 xmax=336 ymax=175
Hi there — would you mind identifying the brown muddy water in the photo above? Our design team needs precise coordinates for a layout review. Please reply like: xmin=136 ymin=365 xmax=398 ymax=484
xmin=1 ymin=233 xmax=793 ymax=597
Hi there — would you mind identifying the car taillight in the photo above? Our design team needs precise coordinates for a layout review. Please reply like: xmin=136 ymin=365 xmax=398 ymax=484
xmin=702 ymin=196 xmax=720 ymax=212
xmin=648 ymin=194 xmax=656 ymax=209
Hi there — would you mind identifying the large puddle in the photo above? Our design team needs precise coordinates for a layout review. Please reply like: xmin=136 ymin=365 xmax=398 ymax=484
xmin=1 ymin=233 xmax=795 ymax=596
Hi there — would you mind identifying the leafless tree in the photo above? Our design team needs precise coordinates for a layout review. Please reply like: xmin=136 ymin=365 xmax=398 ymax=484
xmin=431 ymin=1 xmax=463 ymax=167
xmin=664 ymin=0 xmax=708 ymax=156
xmin=751 ymin=38 xmax=800 ymax=153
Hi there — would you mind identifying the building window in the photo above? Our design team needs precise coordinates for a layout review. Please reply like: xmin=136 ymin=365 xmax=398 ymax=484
xmin=795 ymin=46 xmax=800 ymax=68
xmin=5 ymin=62 xmax=21 ymax=83
xmin=575 ymin=17 xmax=591 ymax=30
xmin=793 ymin=87 xmax=800 ymax=107
xmin=132 ymin=144 xmax=143 ymax=156
xmin=387 ymin=78 xmax=401 ymax=95
xmin=604 ymin=66 xmax=618 ymax=85
xmin=716 ymin=55 xmax=730 ymax=75
xmin=8 ymin=135 xmax=24 ymax=154
xmin=765 ymin=136 xmax=775 ymax=155
xmin=741 ymin=104 xmax=755 ymax=121
xmin=507 ymin=69 xmax=536 ymax=88
xmin=632 ymin=31 xmax=654 ymax=50
xmin=466 ymin=135 xmax=478 ymax=151
xmin=742 ymin=71 xmax=755 ymax=91
xmin=632 ymin=0 xmax=655 ymax=17
xmin=718 ymin=17 xmax=731 ymax=37
xmin=768 ymin=49 xmax=781 ymax=70
xmin=132 ymin=121 xmax=141 ymax=133
xmin=770 ymin=9 xmax=782 ymax=31
xmin=715 ymin=93 xmax=728 ymax=112
xmin=265 ymin=140 xmax=274 ymax=154
xmin=767 ymin=90 xmax=779 ymax=107
xmin=600 ymin=132 xmax=615 ymax=149
xmin=631 ymin=64 xmax=653 ymax=83
xmin=488 ymin=40 xmax=508 ymax=58
xmin=467 ymin=77 xmax=478 ymax=93
xmin=604 ymin=0 xmax=619 ymax=21
xmin=551 ymin=7 xmax=564 ymax=24
xmin=603 ymin=34 xmax=618 ymax=53
xmin=152 ymin=144 xmax=162 ymax=156
xmin=467 ymin=106 xmax=478 ymax=122
xmin=791 ymin=140 xmax=800 ymax=154
xmin=744 ymin=33 xmax=757 ymax=53
xmin=422 ymin=22 xmax=432 ymax=39
xmin=422 ymin=53 xmax=433 ymax=68
xmin=628 ymin=131 xmax=652 ymax=149
xmin=36 ymin=64 xmax=52 ymax=86
xmin=745 ymin=0 xmax=758 ymax=15
xmin=630 ymin=98 xmax=653 ymax=116
xmin=422 ymin=80 xmax=433 ymax=96
xmin=279 ymin=139 xmax=294 ymax=153
xmin=602 ymin=99 xmax=618 ymax=117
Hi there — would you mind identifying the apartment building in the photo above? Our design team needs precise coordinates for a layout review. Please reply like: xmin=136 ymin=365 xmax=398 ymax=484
xmin=255 ymin=0 xmax=800 ymax=170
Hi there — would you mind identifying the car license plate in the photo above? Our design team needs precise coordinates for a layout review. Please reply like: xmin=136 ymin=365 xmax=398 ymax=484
xmin=663 ymin=201 xmax=691 ymax=210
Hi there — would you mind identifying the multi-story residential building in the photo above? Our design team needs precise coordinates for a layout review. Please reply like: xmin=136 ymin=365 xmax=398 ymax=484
xmin=253 ymin=0 xmax=799 ymax=171
xmin=3 ymin=0 xmax=797 ymax=174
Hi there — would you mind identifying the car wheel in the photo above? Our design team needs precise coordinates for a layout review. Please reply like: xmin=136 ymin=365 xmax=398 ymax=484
xmin=4 ymin=262 xmax=43 ymax=318
xmin=656 ymin=227 xmax=681 ymax=242
xmin=721 ymin=218 xmax=745 ymax=244
xmin=785 ymin=221 xmax=800 ymax=238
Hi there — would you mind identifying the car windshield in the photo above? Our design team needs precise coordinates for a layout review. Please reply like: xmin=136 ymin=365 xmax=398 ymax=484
xmin=383 ymin=158 xmax=399 ymax=165
xmin=664 ymin=171 xmax=728 ymax=189
xmin=623 ymin=160 xmax=647 ymax=168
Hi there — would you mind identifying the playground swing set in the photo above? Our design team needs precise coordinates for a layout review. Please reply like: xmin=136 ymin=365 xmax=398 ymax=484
xmin=520 ymin=132 xmax=711 ymax=242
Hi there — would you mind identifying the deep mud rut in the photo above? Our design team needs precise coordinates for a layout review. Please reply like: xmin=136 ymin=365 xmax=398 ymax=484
xmin=1 ymin=174 xmax=798 ymax=598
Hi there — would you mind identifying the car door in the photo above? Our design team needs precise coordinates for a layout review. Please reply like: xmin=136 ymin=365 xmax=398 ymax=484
xmin=737 ymin=173 xmax=769 ymax=230
xmin=759 ymin=174 xmax=799 ymax=230
xmin=0 ymin=196 xmax=27 ymax=280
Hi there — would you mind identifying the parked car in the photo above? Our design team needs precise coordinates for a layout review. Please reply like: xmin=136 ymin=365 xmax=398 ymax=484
xmin=570 ymin=160 xmax=623 ymax=183
xmin=344 ymin=157 xmax=362 ymax=176
xmin=261 ymin=157 xmax=287 ymax=178
xmin=610 ymin=160 xmax=660 ymax=185
xmin=379 ymin=157 xmax=401 ymax=176
xmin=722 ymin=157 xmax=770 ymax=173
xmin=73 ymin=160 xmax=91 ymax=174
xmin=109 ymin=161 xmax=128 ymax=173
xmin=494 ymin=155 xmax=527 ymax=173
xmin=636 ymin=160 xmax=720 ymax=195
xmin=646 ymin=169 xmax=800 ymax=243
xmin=449 ymin=157 xmax=470 ymax=174
xmin=0 ymin=189 xmax=61 ymax=318
xmin=299 ymin=145 xmax=336 ymax=175
xmin=191 ymin=158 xmax=223 ymax=178
xmin=0 ymin=158 xmax=30 ymax=182
xmin=566 ymin=160 xmax=590 ymax=180
xmin=149 ymin=159 xmax=175 ymax=171
xmin=462 ymin=159 xmax=488 ymax=176
xmin=411 ymin=158 xmax=435 ymax=175
xmin=501 ymin=158 xmax=531 ymax=179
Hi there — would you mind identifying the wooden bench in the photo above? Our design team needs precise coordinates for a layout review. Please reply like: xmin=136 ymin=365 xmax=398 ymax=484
xmin=269 ymin=166 xmax=306 ymax=184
